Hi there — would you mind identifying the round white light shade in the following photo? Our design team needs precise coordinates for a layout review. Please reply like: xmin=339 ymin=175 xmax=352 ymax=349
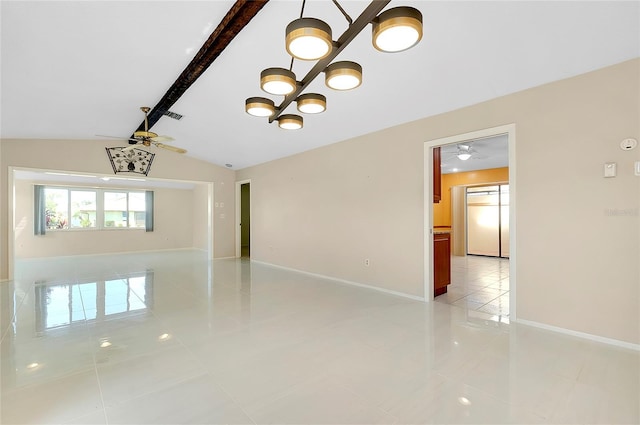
xmin=325 ymin=61 xmax=362 ymax=91
xmin=372 ymin=7 xmax=423 ymax=52
xmin=261 ymin=68 xmax=297 ymax=95
xmin=245 ymin=97 xmax=275 ymax=117
xmin=286 ymin=18 xmax=333 ymax=61
xmin=457 ymin=153 xmax=471 ymax=161
xmin=278 ymin=114 xmax=303 ymax=130
xmin=297 ymin=93 xmax=326 ymax=114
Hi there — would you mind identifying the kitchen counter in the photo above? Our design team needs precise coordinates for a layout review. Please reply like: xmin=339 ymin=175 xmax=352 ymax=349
xmin=434 ymin=227 xmax=451 ymax=234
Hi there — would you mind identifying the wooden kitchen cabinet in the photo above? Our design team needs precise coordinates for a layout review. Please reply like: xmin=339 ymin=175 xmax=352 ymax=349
xmin=433 ymin=146 xmax=441 ymax=203
xmin=434 ymin=231 xmax=451 ymax=296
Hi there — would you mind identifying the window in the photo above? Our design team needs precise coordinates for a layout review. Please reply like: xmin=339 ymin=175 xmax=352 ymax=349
xmin=104 ymin=191 xmax=146 ymax=228
xmin=70 ymin=190 xmax=97 ymax=228
xmin=45 ymin=188 xmax=69 ymax=230
xmin=40 ymin=186 xmax=152 ymax=231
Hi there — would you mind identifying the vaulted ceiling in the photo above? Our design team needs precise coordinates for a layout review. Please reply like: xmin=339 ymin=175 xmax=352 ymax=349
xmin=1 ymin=1 xmax=638 ymax=171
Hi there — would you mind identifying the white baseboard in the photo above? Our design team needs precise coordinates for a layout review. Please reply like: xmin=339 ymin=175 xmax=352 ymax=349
xmin=252 ymin=260 xmax=425 ymax=302
xmin=15 ymin=247 xmax=202 ymax=262
xmin=515 ymin=318 xmax=640 ymax=351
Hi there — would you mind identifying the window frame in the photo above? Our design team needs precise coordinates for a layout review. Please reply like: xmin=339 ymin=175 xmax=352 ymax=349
xmin=43 ymin=185 xmax=148 ymax=231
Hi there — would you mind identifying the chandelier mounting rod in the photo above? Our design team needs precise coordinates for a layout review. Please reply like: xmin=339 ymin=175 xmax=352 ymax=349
xmin=299 ymin=0 xmax=306 ymax=19
xmin=331 ymin=0 xmax=353 ymax=24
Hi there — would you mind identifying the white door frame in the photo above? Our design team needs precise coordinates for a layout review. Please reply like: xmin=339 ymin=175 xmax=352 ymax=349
xmin=423 ymin=124 xmax=517 ymax=319
xmin=207 ymin=182 xmax=214 ymax=258
xmin=235 ymin=179 xmax=251 ymax=258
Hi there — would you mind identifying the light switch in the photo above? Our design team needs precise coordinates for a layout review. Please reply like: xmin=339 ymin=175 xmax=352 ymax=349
xmin=604 ymin=162 xmax=617 ymax=178
xmin=635 ymin=161 xmax=640 ymax=176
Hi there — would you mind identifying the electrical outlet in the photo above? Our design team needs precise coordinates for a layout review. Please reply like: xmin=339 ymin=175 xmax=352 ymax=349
xmin=364 ymin=259 xmax=370 ymax=266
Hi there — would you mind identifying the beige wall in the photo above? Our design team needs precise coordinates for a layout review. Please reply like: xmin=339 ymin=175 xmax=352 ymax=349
xmin=238 ymin=59 xmax=640 ymax=345
xmin=13 ymin=180 xmax=196 ymax=258
xmin=0 ymin=139 xmax=236 ymax=277
xmin=1 ymin=61 xmax=637 ymax=345
xmin=192 ymin=183 xmax=211 ymax=251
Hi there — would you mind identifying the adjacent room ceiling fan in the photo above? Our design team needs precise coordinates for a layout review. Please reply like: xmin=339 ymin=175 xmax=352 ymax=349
xmin=442 ymin=142 xmax=487 ymax=161
xmin=97 ymin=106 xmax=187 ymax=154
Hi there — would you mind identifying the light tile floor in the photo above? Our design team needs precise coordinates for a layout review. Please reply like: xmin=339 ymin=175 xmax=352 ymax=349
xmin=435 ymin=255 xmax=510 ymax=321
xmin=1 ymin=250 xmax=638 ymax=424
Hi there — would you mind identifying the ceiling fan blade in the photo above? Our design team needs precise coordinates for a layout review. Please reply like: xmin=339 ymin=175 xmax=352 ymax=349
xmin=155 ymin=142 xmax=187 ymax=154
xmin=96 ymin=134 xmax=141 ymax=144
xmin=95 ymin=134 xmax=128 ymax=140
xmin=150 ymin=135 xmax=174 ymax=143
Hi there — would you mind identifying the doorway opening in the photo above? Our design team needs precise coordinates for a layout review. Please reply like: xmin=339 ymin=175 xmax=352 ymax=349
xmin=424 ymin=124 xmax=516 ymax=319
xmin=235 ymin=179 xmax=251 ymax=258
xmin=7 ymin=167 xmax=214 ymax=280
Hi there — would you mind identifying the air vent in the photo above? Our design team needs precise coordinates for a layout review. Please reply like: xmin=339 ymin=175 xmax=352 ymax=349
xmin=163 ymin=110 xmax=183 ymax=121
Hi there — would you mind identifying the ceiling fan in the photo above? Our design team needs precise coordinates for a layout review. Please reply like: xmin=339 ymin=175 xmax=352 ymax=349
xmin=97 ymin=106 xmax=187 ymax=154
xmin=442 ymin=142 xmax=487 ymax=161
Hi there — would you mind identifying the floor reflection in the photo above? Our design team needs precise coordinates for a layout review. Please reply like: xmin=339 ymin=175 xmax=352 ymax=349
xmin=33 ymin=270 xmax=155 ymax=334
xmin=0 ymin=250 xmax=637 ymax=425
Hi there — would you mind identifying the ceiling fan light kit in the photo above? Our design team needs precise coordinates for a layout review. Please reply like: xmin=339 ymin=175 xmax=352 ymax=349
xmin=99 ymin=106 xmax=186 ymax=172
xmin=105 ymin=147 xmax=155 ymax=176
xmin=456 ymin=144 xmax=472 ymax=160
xmin=245 ymin=0 xmax=423 ymax=130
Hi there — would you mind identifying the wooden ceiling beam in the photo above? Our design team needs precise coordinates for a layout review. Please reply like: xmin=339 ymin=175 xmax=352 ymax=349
xmin=133 ymin=0 xmax=269 ymax=135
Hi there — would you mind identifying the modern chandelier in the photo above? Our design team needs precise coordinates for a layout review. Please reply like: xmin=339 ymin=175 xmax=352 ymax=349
xmin=245 ymin=0 xmax=423 ymax=130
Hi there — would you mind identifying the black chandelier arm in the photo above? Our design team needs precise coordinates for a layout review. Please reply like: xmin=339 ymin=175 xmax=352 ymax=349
xmin=269 ymin=0 xmax=390 ymax=123
xmin=331 ymin=0 xmax=352 ymax=25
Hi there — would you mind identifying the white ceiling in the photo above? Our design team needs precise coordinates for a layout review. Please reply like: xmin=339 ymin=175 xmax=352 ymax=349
xmin=1 ymin=1 xmax=638 ymax=171
xmin=440 ymin=134 xmax=508 ymax=174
